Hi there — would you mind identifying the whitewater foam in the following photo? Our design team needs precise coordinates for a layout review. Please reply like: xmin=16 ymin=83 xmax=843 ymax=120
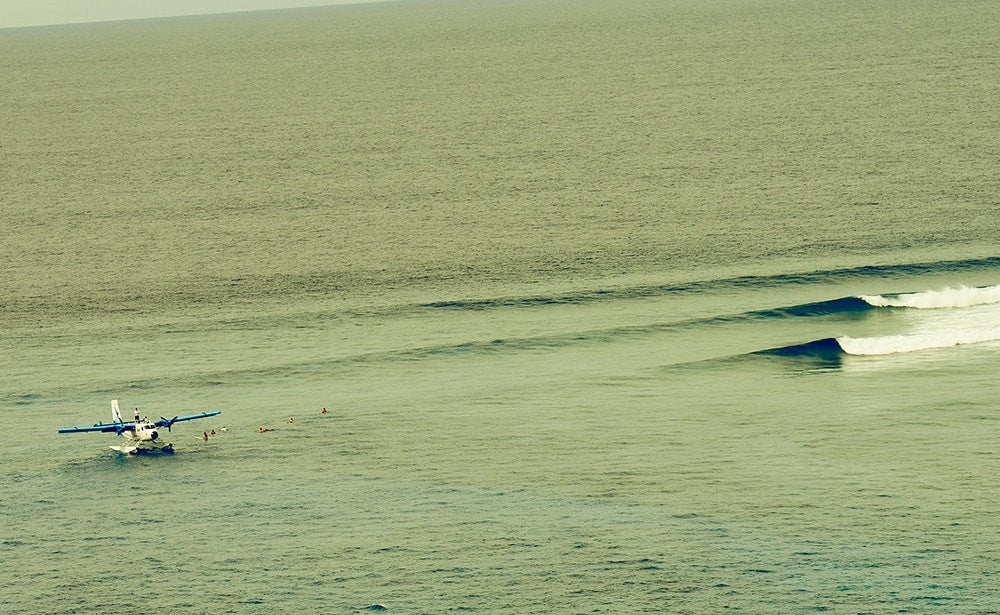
xmin=860 ymin=285 xmax=1000 ymax=309
xmin=838 ymin=328 xmax=1000 ymax=355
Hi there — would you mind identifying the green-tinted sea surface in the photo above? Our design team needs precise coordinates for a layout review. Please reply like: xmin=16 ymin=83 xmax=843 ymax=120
xmin=2 ymin=0 xmax=999 ymax=612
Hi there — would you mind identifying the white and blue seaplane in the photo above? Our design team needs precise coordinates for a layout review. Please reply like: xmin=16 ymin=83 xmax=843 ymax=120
xmin=58 ymin=399 xmax=221 ymax=454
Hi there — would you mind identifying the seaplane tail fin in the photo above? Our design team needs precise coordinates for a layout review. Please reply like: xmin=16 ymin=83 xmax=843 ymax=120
xmin=111 ymin=399 xmax=123 ymax=424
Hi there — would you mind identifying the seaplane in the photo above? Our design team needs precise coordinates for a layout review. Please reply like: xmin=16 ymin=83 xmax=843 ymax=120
xmin=58 ymin=399 xmax=221 ymax=454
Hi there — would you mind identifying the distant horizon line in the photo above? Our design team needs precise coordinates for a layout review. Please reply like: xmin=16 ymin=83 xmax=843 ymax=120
xmin=0 ymin=0 xmax=392 ymax=31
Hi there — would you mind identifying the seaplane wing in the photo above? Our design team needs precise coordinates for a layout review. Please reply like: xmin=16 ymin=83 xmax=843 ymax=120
xmin=58 ymin=400 xmax=222 ymax=454
xmin=154 ymin=411 xmax=221 ymax=429
xmin=58 ymin=421 xmax=136 ymax=434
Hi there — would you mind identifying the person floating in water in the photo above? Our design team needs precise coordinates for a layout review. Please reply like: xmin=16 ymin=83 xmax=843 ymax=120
xmin=321 ymin=408 xmax=328 ymax=414
xmin=288 ymin=417 xmax=294 ymax=424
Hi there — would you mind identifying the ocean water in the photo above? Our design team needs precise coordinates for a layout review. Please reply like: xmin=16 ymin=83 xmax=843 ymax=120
xmin=2 ymin=0 xmax=999 ymax=612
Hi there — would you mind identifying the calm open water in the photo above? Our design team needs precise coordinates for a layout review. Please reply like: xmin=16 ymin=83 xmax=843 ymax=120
xmin=2 ymin=0 xmax=999 ymax=612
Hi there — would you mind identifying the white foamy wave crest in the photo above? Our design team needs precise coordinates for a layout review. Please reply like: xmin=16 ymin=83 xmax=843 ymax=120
xmin=860 ymin=285 xmax=1000 ymax=309
xmin=838 ymin=328 xmax=1000 ymax=356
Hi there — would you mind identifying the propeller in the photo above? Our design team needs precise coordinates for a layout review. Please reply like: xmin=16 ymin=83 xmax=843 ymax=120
xmin=160 ymin=416 xmax=179 ymax=432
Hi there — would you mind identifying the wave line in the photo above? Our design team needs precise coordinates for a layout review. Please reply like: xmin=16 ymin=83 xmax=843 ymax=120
xmin=425 ymin=257 xmax=1000 ymax=313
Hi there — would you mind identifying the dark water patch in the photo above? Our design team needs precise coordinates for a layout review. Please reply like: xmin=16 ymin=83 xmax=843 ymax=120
xmin=755 ymin=338 xmax=845 ymax=361
xmin=427 ymin=295 xmax=596 ymax=310
xmin=12 ymin=393 xmax=41 ymax=406
xmin=686 ymin=337 xmax=848 ymax=372
xmin=138 ymin=517 xmax=165 ymax=524
xmin=751 ymin=296 xmax=874 ymax=318
xmin=650 ymin=296 xmax=876 ymax=331
xmin=912 ymin=595 xmax=954 ymax=603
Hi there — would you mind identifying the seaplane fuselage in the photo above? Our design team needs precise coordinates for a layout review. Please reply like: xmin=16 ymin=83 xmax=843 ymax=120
xmin=129 ymin=421 xmax=160 ymax=441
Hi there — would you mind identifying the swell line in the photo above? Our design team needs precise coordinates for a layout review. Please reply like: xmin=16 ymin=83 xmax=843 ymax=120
xmin=425 ymin=256 xmax=1000 ymax=312
xmin=87 ymin=296 xmax=886 ymax=393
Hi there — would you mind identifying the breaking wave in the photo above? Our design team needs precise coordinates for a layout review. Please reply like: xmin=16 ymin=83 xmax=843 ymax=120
xmin=750 ymin=281 xmax=1000 ymax=364
xmin=860 ymin=285 xmax=1000 ymax=309
xmin=760 ymin=325 xmax=1000 ymax=359
xmin=758 ymin=332 xmax=1000 ymax=360
xmin=838 ymin=329 xmax=1000 ymax=355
